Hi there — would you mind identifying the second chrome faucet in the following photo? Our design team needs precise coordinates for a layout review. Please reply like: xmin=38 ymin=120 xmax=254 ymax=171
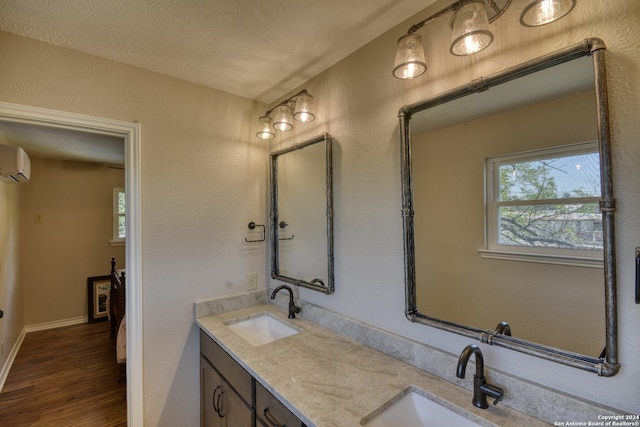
xmin=456 ymin=344 xmax=504 ymax=409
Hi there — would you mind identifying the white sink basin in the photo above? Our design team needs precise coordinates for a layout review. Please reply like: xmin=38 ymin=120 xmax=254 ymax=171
xmin=225 ymin=312 xmax=300 ymax=346
xmin=361 ymin=387 xmax=482 ymax=427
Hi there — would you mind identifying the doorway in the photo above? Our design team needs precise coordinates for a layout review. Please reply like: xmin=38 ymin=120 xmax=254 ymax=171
xmin=0 ymin=101 xmax=142 ymax=426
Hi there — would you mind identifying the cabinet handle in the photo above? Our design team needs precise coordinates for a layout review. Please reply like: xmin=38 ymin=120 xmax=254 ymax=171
xmin=212 ymin=386 xmax=225 ymax=418
xmin=216 ymin=387 xmax=225 ymax=418
xmin=212 ymin=386 xmax=220 ymax=415
xmin=263 ymin=407 xmax=286 ymax=427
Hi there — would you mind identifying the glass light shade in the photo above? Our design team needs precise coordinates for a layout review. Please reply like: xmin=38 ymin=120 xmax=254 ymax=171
xmin=450 ymin=1 xmax=494 ymax=56
xmin=272 ymin=105 xmax=294 ymax=132
xmin=520 ymin=0 xmax=576 ymax=27
xmin=256 ymin=115 xmax=275 ymax=140
xmin=293 ymin=92 xmax=315 ymax=122
xmin=393 ymin=33 xmax=427 ymax=79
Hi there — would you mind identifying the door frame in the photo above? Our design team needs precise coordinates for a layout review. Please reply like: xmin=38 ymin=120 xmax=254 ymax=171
xmin=0 ymin=101 xmax=143 ymax=426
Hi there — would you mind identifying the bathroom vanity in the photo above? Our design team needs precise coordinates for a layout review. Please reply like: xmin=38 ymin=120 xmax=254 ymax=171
xmin=197 ymin=299 xmax=550 ymax=427
xmin=200 ymin=328 xmax=305 ymax=426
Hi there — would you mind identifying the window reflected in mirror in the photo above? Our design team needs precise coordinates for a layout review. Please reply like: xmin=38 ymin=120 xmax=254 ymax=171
xmin=486 ymin=142 xmax=602 ymax=258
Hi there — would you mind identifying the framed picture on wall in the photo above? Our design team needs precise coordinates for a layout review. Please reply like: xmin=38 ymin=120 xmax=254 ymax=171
xmin=87 ymin=275 xmax=111 ymax=323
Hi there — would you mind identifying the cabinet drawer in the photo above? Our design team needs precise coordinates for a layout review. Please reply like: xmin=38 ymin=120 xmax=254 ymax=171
xmin=256 ymin=380 xmax=304 ymax=427
xmin=200 ymin=330 xmax=253 ymax=404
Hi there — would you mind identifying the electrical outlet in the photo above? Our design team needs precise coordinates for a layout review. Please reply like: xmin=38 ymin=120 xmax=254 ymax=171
xmin=247 ymin=272 xmax=257 ymax=291
xmin=34 ymin=213 xmax=43 ymax=223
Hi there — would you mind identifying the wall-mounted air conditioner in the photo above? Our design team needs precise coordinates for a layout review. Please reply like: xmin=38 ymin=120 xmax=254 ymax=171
xmin=0 ymin=144 xmax=31 ymax=183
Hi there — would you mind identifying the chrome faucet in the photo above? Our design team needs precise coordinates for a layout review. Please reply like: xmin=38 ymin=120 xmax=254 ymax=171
xmin=270 ymin=285 xmax=301 ymax=319
xmin=456 ymin=344 xmax=504 ymax=409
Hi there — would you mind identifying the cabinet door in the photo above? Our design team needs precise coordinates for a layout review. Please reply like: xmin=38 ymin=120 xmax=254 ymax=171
xmin=201 ymin=356 xmax=253 ymax=427
xmin=201 ymin=356 xmax=223 ymax=427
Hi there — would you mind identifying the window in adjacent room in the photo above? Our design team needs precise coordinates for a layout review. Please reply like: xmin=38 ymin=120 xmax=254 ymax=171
xmin=483 ymin=141 xmax=602 ymax=265
xmin=112 ymin=187 xmax=126 ymax=244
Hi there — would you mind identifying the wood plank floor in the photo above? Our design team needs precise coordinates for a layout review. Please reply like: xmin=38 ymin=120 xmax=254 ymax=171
xmin=0 ymin=321 xmax=127 ymax=426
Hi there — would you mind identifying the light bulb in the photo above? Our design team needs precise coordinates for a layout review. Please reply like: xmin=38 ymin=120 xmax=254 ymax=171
xmin=256 ymin=115 xmax=275 ymax=140
xmin=272 ymin=105 xmax=294 ymax=132
xmin=520 ymin=0 xmax=576 ymax=27
xmin=294 ymin=91 xmax=315 ymax=123
xmin=450 ymin=1 xmax=493 ymax=56
xmin=393 ymin=34 xmax=427 ymax=79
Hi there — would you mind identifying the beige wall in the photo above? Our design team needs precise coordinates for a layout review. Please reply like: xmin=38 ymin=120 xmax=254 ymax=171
xmin=0 ymin=30 xmax=268 ymax=426
xmin=0 ymin=0 xmax=639 ymax=422
xmin=19 ymin=157 xmax=125 ymax=325
xmin=276 ymin=140 xmax=329 ymax=281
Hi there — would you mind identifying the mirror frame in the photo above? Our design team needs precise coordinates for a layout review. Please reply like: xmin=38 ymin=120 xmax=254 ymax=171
xmin=270 ymin=132 xmax=335 ymax=294
xmin=399 ymin=39 xmax=619 ymax=376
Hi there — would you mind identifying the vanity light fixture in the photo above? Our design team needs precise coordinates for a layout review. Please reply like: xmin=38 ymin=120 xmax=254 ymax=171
xmin=520 ymin=0 xmax=576 ymax=26
xmin=273 ymin=104 xmax=294 ymax=132
xmin=393 ymin=0 xmax=577 ymax=79
xmin=450 ymin=0 xmax=493 ymax=56
xmin=256 ymin=89 xmax=315 ymax=140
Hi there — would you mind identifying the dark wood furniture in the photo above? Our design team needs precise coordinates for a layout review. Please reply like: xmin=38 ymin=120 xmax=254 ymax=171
xmin=110 ymin=257 xmax=126 ymax=339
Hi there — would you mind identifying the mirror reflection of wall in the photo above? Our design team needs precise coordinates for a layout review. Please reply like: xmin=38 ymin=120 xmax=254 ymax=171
xmin=410 ymin=55 xmax=606 ymax=357
xmin=270 ymin=133 xmax=334 ymax=294
xmin=277 ymin=141 xmax=328 ymax=282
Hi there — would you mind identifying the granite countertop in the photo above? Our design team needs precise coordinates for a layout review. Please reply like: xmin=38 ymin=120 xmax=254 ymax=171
xmin=196 ymin=303 xmax=548 ymax=427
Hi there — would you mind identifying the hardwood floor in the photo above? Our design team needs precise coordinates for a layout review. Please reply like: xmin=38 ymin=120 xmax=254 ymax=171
xmin=0 ymin=321 xmax=127 ymax=426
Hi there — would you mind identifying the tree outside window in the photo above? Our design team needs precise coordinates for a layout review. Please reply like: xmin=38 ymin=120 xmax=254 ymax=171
xmin=487 ymin=142 xmax=602 ymax=257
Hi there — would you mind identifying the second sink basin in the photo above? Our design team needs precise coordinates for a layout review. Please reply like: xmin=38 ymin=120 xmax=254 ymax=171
xmin=225 ymin=312 xmax=300 ymax=346
xmin=361 ymin=386 xmax=482 ymax=427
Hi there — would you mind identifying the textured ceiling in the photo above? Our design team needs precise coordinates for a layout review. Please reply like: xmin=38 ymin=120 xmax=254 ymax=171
xmin=0 ymin=0 xmax=434 ymax=164
xmin=0 ymin=0 xmax=433 ymax=104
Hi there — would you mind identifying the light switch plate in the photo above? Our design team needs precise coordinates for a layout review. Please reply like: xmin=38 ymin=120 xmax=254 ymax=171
xmin=247 ymin=272 xmax=257 ymax=291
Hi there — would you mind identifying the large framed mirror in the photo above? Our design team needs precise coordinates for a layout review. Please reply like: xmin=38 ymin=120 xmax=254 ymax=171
xmin=270 ymin=133 xmax=334 ymax=294
xmin=399 ymin=39 xmax=618 ymax=375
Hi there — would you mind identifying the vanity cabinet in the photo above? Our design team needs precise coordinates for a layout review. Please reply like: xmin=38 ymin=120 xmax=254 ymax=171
xmin=200 ymin=330 xmax=306 ymax=427
xmin=200 ymin=330 xmax=253 ymax=427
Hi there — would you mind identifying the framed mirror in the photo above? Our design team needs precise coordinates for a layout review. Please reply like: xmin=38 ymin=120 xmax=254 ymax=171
xmin=399 ymin=39 xmax=619 ymax=375
xmin=270 ymin=133 xmax=334 ymax=294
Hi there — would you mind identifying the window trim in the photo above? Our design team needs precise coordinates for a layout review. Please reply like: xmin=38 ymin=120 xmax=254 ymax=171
xmin=483 ymin=141 xmax=602 ymax=266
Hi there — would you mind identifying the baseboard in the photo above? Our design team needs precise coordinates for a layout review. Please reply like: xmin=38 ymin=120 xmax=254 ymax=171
xmin=24 ymin=316 xmax=88 ymax=333
xmin=0 ymin=328 xmax=27 ymax=392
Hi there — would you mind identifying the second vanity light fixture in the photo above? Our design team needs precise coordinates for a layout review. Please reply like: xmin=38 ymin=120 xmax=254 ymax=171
xmin=256 ymin=89 xmax=315 ymax=140
xmin=393 ymin=0 xmax=577 ymax=79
